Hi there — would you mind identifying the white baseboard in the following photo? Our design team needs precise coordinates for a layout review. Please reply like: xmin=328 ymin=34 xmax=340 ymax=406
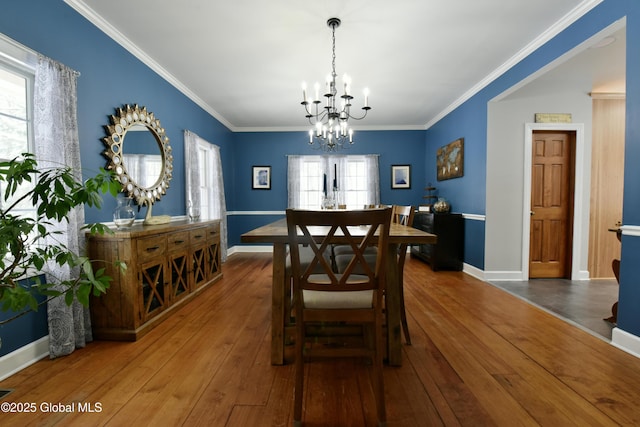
xmin=229 ymin=245 xmax=273 ymax=254
xmin=0 ymin=336 xmax=49 ymax=381
xmin=574 ymin=270 xmax=590 ymax=280
xmin=463 ymin=263 xmax=485 ymax=280
xmin=483 ymin=270 xmax=525 ymax=281
xmin=611 ymin=327 xmax=640 ymax=359
xmin=480 ymin=269 xmax=590 ymax=281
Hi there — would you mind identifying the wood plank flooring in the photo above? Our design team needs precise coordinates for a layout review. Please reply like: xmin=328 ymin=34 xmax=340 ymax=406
xmin=1 ymin=253 xmax=640 ymax=426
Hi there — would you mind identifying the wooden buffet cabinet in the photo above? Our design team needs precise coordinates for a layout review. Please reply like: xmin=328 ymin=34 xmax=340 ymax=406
xmin=86 ymin=219 xmax=222 ymax=341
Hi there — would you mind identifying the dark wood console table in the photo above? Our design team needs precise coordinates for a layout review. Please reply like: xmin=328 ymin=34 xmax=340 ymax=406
xmin=411 ymin=212 xmax=464 ymax=271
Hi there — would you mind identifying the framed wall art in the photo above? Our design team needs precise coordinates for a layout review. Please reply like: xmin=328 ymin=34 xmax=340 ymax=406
xmin=252 ymin=165 xmax=271 ymax=190
xmin=391 ymin=164 xmax=411 ymax=189
xmin=437 ymin=138 xmax=464 ymax=181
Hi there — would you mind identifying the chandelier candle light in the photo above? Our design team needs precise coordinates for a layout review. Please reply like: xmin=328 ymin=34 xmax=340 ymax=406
xmin=301 ymin=18 xmax=371 ymax=151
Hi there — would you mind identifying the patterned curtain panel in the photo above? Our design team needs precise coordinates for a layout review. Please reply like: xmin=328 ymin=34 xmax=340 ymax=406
xmin=33 ymin=55 xmax=89 ymax=359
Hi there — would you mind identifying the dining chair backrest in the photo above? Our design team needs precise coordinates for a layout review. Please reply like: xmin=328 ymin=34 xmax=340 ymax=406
xmin=286 ymin=207 xmax=392 ymax=293
xmin=392 ymin=205 xmax=415 ymax=227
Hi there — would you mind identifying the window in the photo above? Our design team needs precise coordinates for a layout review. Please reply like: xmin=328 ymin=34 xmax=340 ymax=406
xmin=343 ymin=157 xmax=370 ymax=208
xmin=0 ymin=48 xmax=35 ymax=219
xmin=288 ymin=155 xmax=380 ymax=209
xmin=197 ymin=141 xmax=213 ymax=220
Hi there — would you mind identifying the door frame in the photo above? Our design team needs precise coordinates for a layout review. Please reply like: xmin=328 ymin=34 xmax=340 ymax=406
xmin=522 ymin=123 xmax=587 ymax=280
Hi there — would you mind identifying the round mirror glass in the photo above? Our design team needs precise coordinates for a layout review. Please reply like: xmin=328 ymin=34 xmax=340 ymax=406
xmin=122 ymin=124 xmax=163 ymax=189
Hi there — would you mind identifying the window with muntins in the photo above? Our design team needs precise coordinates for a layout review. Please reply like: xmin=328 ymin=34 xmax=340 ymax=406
xmin=288 ymin=155 xmax=379 ymax=209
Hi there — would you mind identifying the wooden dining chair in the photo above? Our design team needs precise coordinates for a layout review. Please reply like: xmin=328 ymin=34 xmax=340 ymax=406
xmin=286 ymin=207 xmax=392 ymax=427
xmin=335 ymin=205 xmax=416 ymax=344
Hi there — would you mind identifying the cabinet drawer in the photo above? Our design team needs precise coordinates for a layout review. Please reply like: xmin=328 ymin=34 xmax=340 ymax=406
xmin=206 ymin=223 xmax=220 ymax=241
xmin=189 ymin=227 xmax=208 ymax=246
xmin=136 ymin=235 xmax=167 ymax=262
xmin=167 ymin=231 xmax=190 ymax=253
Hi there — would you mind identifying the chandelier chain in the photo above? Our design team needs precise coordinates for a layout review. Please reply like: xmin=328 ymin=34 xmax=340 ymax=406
xmin=331 ymin=23 xmax=337 ymax=82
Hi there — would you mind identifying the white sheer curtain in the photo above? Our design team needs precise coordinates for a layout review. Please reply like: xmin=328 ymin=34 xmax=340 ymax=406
xmin=184 ymin=130 xmax=228 ymax=261
xmin=33 ymin=55 xmax=89 ymax=358
xmin=287 ymin=155 xmax=304 ymax=208
xmin=288 ymin=154 xmax=380 ymax=208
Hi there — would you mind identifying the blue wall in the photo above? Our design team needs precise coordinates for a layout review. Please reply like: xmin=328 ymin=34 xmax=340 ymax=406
xmin=423 ymin=0 xmax=640 ymax=338
xmin=0 ymin=276 xmax=47 ymax=357
xmin=227 ymin=130 xmax=426 ymax=247
xmin=618 ymin=1 xmax=640 ymax=337
xmin=1 ymin=0 xmax=234 ymax=224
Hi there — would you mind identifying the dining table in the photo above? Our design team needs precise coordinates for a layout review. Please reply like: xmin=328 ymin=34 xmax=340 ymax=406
xmin=240 ymin=216 xmax=437 ymax=366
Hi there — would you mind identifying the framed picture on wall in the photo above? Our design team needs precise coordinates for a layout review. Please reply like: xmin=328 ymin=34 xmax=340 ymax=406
xmin=252 ymin=165 xmax=271 ymax=190
xmin=391 ymin=164 xmax=411 ymax=189
xmin=437 ymin=138 xmax=464 ymax=181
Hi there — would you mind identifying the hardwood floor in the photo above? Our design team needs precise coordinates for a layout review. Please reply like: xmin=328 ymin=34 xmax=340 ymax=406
xmin=1 ymin=253 xmax=640 ymax=426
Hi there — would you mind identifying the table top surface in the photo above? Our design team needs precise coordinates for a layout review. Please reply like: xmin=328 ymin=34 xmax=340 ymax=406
xmin=241 ymin=218 xmax=437 ymax=244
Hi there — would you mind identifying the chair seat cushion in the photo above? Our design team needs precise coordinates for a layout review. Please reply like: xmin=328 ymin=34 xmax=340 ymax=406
xmin=304 ymin=274 xmax=373 ymax=309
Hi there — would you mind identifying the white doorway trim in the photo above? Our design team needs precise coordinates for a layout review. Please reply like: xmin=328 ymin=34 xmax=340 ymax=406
xmin=522 ymin=122 xmax=588 ymax=280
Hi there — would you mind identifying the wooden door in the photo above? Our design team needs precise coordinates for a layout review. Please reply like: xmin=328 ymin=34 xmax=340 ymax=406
xmin=529 ymin=131 xmax=575 ymax=278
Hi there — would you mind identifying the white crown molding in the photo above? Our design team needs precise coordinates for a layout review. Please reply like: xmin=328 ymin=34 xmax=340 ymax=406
xmin=63 ymin=0 xmax=235 ymax=131
xmin=424 ymin=0 xmax=604 ymax=129
xmin=233 ymin=124 xmax=429 ymax=133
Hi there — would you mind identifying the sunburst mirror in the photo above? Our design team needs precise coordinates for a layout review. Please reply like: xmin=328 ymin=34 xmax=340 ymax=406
xmin=102 ymin=104 xmax=173 ymax=224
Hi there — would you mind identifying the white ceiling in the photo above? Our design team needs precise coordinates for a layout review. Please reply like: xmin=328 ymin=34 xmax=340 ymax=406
xmin=65 ymin=0 xmax=619 ymax=132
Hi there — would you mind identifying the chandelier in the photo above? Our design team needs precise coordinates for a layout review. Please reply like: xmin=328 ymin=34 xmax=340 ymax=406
xmin=301 ymin=18 xmax=371 ymax=151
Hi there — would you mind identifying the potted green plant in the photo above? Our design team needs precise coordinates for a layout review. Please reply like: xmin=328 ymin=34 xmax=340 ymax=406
xmin=0 ymin=153 xmax=122 ymax=325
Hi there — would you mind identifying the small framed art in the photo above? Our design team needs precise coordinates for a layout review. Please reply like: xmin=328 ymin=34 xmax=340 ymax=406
xmin=252 ymin=165 xmax=271 ymax=190
xmin=391 ymin=165 xmax=411 ymax=189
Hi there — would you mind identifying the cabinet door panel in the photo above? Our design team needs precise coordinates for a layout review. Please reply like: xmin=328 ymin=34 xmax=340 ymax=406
xmin=207 ymin=240 xmax=221 ymax=279
xmin=139 ymin=259 xmax=166 ymax=322
xmin=169 ymin=252 xmax=190 ymax=301
xmin=192 ymin=245 xmax=208 ymax=289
